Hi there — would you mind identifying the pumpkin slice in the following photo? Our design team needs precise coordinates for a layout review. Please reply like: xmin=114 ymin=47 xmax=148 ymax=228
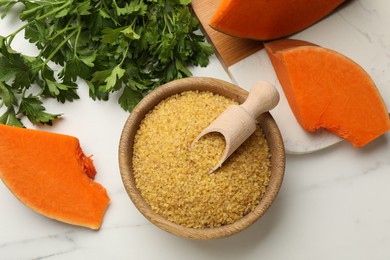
xmin=0 ymin=124 xmax=110 ymax=229
xmin=209 ymin=0 xmax=346 ymax=40
xmin=264 ymin=39 xmax=390 ymax=147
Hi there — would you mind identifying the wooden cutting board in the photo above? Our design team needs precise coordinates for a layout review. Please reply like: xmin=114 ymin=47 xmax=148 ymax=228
xmin=191 ymin=0 xmax=263 ymax=69
xmin=191 ymin=0 xmax=344 ymax=154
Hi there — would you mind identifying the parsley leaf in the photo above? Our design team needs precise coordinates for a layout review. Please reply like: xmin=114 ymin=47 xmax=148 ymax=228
xmin=0 ymin=107 xmax=24 ymax=127
xmin=18 ymin=95 xmax=62 ymax=125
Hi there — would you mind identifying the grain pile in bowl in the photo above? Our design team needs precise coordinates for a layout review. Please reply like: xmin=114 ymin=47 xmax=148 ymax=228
xmin=132 ymin=90 xmax=271 ymax=229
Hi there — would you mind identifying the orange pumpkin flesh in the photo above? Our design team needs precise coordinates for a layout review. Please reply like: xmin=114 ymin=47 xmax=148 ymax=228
xmin=264 ymin=39 xmax=390 ymax=147
xmin=0 ymin=124 xmax=110 ymax=229
xmin=209 ymin=0 xmax=346 ymax=40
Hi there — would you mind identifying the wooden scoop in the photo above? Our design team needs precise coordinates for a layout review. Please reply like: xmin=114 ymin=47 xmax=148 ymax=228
xmin=193 ymin=81 xmax=280 ymax=173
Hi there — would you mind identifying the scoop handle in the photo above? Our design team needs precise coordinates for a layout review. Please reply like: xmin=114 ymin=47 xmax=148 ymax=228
xmin=240 ymin=81 xmax=280 ymax=119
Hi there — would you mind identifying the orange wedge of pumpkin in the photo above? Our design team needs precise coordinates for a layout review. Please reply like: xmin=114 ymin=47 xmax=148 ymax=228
xmin=264 ymin=39 xmax=390 ymax=147
xmin=0 ymin=124 xmax=110 ymax=229
xmin=209 ymin=0 xmax=346 ymax=40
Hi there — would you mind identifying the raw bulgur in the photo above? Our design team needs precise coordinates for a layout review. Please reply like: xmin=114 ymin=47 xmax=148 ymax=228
xmin=190 ymin=132 xmax=226 ymax=173
xmin=132 ymin=91 xmax=271 ymax=229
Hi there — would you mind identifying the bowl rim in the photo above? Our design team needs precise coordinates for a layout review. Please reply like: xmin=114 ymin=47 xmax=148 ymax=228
xmin=118 ymin=77 xmax=285 ymax=240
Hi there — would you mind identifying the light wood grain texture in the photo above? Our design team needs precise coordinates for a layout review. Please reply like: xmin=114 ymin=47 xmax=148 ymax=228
xmin=118 ymin=77 xmax=285 ymax=240
xmin=191 ymin=0 xmax=263 ymax=69
xmin=194 ymin=81 xmax=280 ymax=173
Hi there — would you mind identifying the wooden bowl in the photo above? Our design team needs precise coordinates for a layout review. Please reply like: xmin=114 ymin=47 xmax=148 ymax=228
xmin=119 ymin=77 xmax=285 ymax=240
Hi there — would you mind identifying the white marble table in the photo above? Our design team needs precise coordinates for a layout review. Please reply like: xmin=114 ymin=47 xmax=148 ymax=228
xmin=1 ymin=2 xmax=390 ymax=259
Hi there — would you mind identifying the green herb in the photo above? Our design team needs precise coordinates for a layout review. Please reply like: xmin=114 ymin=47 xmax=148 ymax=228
xmin=0 ymin=0 xmax=213 ymax=126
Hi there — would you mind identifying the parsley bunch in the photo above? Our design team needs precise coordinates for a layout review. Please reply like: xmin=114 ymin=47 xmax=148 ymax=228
xmin=0 ymin=0 xmax=213 ymax=126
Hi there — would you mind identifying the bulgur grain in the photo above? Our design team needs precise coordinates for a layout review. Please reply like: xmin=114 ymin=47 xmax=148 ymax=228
xmin=190 ymin=132 xmax=226 ymax=173
xmin=132 ymin=91 xmax=271 ymax=229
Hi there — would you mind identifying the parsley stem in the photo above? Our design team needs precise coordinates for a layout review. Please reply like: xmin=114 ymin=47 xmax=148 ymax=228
xmin=18 ymin=0 xmax=67 ymax=19
xmin=31 ymin=1 xmax=70 ymax=21
xmin=40 ymin=28 xmax=78 ymax=69
xmin=120 ymin=45 xmax=129 ymax=66
xmin=47 ymin=25 xmax=78 ymax=41
xmin=7 ymin=24 xmax=28 ymax=45
xmin=73 ymin=20 xmax=82 ymax=57
xmin=7 ymin=1 xmax=71 ymax=45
